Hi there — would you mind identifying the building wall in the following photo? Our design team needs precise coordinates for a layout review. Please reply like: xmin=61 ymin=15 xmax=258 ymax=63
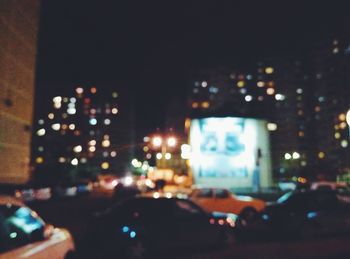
xmin=0 ymin=0 xmax=40 ymax=183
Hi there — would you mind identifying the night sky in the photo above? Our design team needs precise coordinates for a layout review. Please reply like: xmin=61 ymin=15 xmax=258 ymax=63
xmin=36 ymin=0 xmax=349 ymax=134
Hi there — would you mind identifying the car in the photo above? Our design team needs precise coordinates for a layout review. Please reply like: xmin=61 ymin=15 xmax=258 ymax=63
xmin=14 ymin=185 xmax=35 ymax=202
xmin=189 ymin=187 xmax=265 ymax=221
xmin=0 ymin=195 xmax=75 ymax=259
xmin=53 ymin=183 xmax=78 ymax=199
xmin=84 ymin=197 xmax=237 ymax=258
xmin=256 ymin=189 xmax=350 ymax=239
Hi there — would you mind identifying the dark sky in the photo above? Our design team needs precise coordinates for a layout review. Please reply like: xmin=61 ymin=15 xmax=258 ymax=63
xmin=36 ymin=0 xmax=349 ymax=133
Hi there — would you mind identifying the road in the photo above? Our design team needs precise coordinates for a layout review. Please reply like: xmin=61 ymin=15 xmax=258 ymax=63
xmin=29 ymin=190 xmax=350 ymax=259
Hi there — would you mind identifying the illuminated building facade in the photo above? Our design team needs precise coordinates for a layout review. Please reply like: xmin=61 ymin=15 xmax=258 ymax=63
xmin=0 ymin=1 xmax=40 ymax=183
xmin=31 ymin=86 xmax=134 ymax=184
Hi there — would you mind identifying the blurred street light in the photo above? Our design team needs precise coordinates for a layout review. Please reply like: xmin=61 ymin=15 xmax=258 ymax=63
xmin=346 ymin=109 xmax=350 ymax=138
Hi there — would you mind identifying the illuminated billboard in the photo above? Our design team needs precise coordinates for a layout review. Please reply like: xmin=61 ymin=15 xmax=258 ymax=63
xmin=189 ymin=117 xmax=272 ymax=190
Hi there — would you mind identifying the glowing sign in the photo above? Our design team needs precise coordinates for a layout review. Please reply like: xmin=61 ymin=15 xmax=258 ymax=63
xmin=189 ymin=117 xmax=272 ymax=190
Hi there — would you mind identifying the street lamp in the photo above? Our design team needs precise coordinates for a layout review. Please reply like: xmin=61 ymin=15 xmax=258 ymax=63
xmin=149 ymin=135 xmax=177 ymax=168
xmin=346 ymin=109 xmax=350 ymax=138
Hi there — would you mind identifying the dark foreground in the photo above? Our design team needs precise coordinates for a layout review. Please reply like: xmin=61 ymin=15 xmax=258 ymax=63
xmin=30 ymin=190 xmax=350 ymax=259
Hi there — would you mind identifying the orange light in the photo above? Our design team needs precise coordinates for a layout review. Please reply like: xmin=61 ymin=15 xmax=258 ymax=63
xmin=91 ymin=87 xmax=97 ymax=94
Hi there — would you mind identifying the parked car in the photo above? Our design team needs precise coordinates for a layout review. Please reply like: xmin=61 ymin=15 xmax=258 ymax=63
xmin=53 ymin=183 xmax=78 ymax=199
xmin=14 ymin=185 xmax=35 ymax=202
xmin=76 ymin=180 xmax=93 ymax=195
xmin=190 ymin=187 xmax=265 ymax=221
xmin=32 ymin=185 xmax=52 ymax=201
xmin=256 ymin=189 xmax=350 ymax=239
xmin=0 ymin=195 xmax=75 ymax=258
xmin=84 ymin=197 xmax=237 ymax=258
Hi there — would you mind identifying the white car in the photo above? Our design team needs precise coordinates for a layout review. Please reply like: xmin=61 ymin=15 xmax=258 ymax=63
xmin=0 ymin=196 xmax=75 ymax=259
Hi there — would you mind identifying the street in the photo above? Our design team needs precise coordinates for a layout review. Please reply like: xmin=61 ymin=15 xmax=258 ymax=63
xmin=29 ymin=190 xmax=350 ymax=259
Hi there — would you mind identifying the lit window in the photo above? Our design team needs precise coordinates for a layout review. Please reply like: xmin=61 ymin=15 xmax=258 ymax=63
xmin=267 ymin=123 xmax=277 ymax=131
xmin=38 ymin=119 xmax=44 ymax=125
xmin=102 ymin=139 xmax=110 ymax=147
xmin=237 ymin=81 xmax=245 ymax=88
xmin=112 ymin=108 xmax=118 ymax=114
xmin=265 ymin=67 xmax=274 ymax=74
xmin=246 ymin=74 xmax=253 ymax=80
xmin=257 ymin=81 xmax=265 ymax=87
xmin=48 ymin=113 xmax=54 ymax=120
xmin=101 ymin=162 xmax=109 ymax=170
xmin=70 ymin=97 xmax=76 ymax=103
xmin=112 ymin=92 xmax=118 ymax=98
xmin=318 ymin=152 xmax=325 ymax=159
xmin=58 ymin=157 xmax=66 ymax=163
xmin=341 ymin=140 xmax=348 ymax=148
xmin=89 ymin=140 xmax=96 ymax=146
xmin=284 ymin=153 xmax=292 ymax=160
xmin=69 ymin=124 xmax=75 ymax=130
xmin=71 ymin=158 xmax=79 ymax=166
xmin=53 ymin=96 xmax=62 ymax=103
xmin=91 ymin=87 xmax=97 ymax=94
xmin=73 ymin=145 xmax=82 ymax=153
xmin=38 ymin=146 xmax=44 ymax=152
xmin=104 ymin=119 xmax=111 ymax=125
xmin=333 ymin=48 xmax=339 ymax=54
xmin=298 ymin=131 xmax=304 ymax=137
xmin=52 ymin=123 xmax=60 ymax=131
xmin=111 ymin=151 xmax=117 ymax=157
xmin=201 ymin=101 xmax=210 ymax=108
xmin=314 ymin=106 xmax=321 ymax=112
xmin=89 ymin=118 xmax=97 ymax=125
xmin=275 ymin=94 xmax=285 ymax=101
xmin=35 ymin=157 xmax=44 ymax=164
xmin=296 ymin=88 xmax=303 ymax=94
xmin=266 ymin=88 xmax=275 ymax=95
xmin=340 ymin=122 xmax=347 ymax=129
xmin=339 ymin=113 xmax=346 ymax=121
xmin=245 ymin=95 xmax=253 ymax=102
xmin=239 ymin=88 xmax=247 ymax=94
xmin=201 ymin=81 xmax=208 ymax=88
xmin=89 ymin=146 xmax=96 ymax=152
xmin=335 ymin=132 xmax=341 ymax=139
xmin=192 ymin=102 xmax=199 ymax=108
xmin=36 ymin=128 xmax=46 ymax=136
xmin=76 ymin=87 xmax=84 ymax=94
xmin=67 ymin=107 xmax=76 ymax=115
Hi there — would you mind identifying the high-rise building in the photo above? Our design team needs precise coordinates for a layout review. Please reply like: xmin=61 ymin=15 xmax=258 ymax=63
xmin=31 ymin=86 xmax=134 ymax=184
xmin=0 ymin=0 xmax=40 ymax=183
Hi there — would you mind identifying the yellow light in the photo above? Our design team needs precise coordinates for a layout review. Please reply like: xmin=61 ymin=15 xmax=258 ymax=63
xmin=266 ymin=88 xmax=275 ymax=95
xmin=201 ymin=101 xmax=210 ymax=108
xmin=257 ymin=81 xmax=265 ymax=87
xmin=101 ymin=162 xmax=109 ymax=170
xmin=112 ymin=108 xmax=118 ymax=114
xmin=167 ymin=137 xmax=177 ymax=147
xmin=89 ymin=146 xmax=96 ymax=152
xmin=318 ymin=152 xmax=325 ymax=159
xmin=339 ymin=113 xmax=346 ymax=121
xmin=152 ymin=136 xmax=162 ymax=147
xmin=69 ymin=124 xmax=75 ymax=130
xmin=340 ymin=122 xmax=347 ymax=129
xmin=237 ymin=81 xmax=245 ymax=88
xmin=35 ymin=157 xmax=44 ymax=164
xmin=335 ymin=132 xmax=341 ymax=139
xmin=298 ymin=131 xmax=304 ymax=137
xmin=111 ymin=151 xmax=117 ymax=157
xmin=192 ymin=102 xmax=199 ymax=108
xmin=267 ymin=123 xmax=277 ymax=131
xmin=143 ymin=146 xmax=149 ymax=152
xmin=89 ymin=140 xmax=96 ymax=146
xmin=265 ymin=67 xmax=274 ymax=74
xmin=48 ymin=113 xmax=54 ymax=120
xmin=73 ymin=145 xmax=82 ymax=153
xmin=341 ymin=140 xmax=348 ymax=148
xmin=102 ymin=139 xmax=110 ymax=147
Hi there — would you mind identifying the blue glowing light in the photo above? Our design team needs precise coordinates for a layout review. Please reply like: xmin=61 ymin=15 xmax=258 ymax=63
xmin=122 ymin=226 xmax=130 ymax=233
xmin=262 ymin=214 xmax=269 ymax=221
xmin=89 ymin=118 xmax=97 ymax=125
xmin=307 ymin=212 xmax=317 ymax=219
xmin=130 ymin=231 xmax=136 ymax=239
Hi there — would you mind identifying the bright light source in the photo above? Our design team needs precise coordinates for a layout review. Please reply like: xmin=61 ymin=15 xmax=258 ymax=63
xmin=89 ymin=140 xmax=96 ymax=146
xmin=112 ymin=92 xmax=118 ymax=98
xmin=165 ymin=153 xmax=172 ymax=160
xmin=341 ymin=140 xmax=348 ymax=148
xmin=318 ymin=152 xmax=325 ymax=159
xmin=52 ymin=123 xmax=60 ymax=131
xmin=89 ymin=118 xmax=97 ymax=125
xmin=245 ymin=95 xmax=253 ymax=102
xmin=143 ymin=136 xmax=150 ymax=142
xmin=267 ymin=123 xmax=277 ymax=131
xmin=112 ymin=108 xmax=118 ymax=114
xmin=292 ymin=152 xmax=300 ymax=159
xmin=156 ymin=153 xmax=162 ymax=160
xmin=67 ymin=107 xmax=76 ymax=115
xmin=53 ymin=96 xmax=62 ymax=103
xmin=76 ymin=87 xmax=84 ymax=94
xmin=38 ymin=119 xmax=44 ymax=125
xmin=101 ymin=162 xmax=109 ymax=170
xmin=181 ymin=144 xmax=191 ymax=159
xmin=275 ymin=94 xmax=285 ymax=101
xmin=346 ymin=110 xmax=350 ymax=128
xmin=152 ymin=136 xmax=162 ymax=147
xmin=73 ymin=145 xmax=82 ymax=153
xmin=201 ymin=81 xmax=208 ymax=88
xmin=80 ymin=158 xmax=87 ymax=163
xmin=71 ymin=158 xmax=79 ymax=166
xmin=284 ymin=153 xmax=292 ymax=160
xmin=53 ymin=102 xmax=61 ymax=109
xmin=48 ymin=113 xmax=54 ymax=120
xmin=90 ymin=87 xmax=97 ymax=94
xmin=265 ymin=67 xmax=274 ymax=74
xmin=111 ymin=151 xmax=117 ymax=157
xmin=201 ymin=101 xmax=210 ymax=108
xmin=89 ymin=146 xmax=96 ymax=152
xmin=36 ymin=128 xmax=46 ymax=136
xmin=58 ymin=157 xmax=66 ymax=163
xmin=257 ymin=81 xmax=265 ymax=87
xmin=70 ymin=97 xmax=76 ymax=103
xmin=167 ymin=137 xmax=177 ymax=147
xmin=102 ymin=139 xmax=110 ymax=147
xmin=153 ymin=192 xmax=160 ymax=199
xmin=69 ymin=124 xmax=75 ymax=130
xmin=266 ymin=88 xmax=275 ymax=95
xmin=124 ymin=176 xmax=133 ymax=186
xmin=36 ymin=157 xmax=44 ymax=164
xmin=104 ymin=119 xmax=111 ymax=125
xmin=296 ymin=88 xmax=303 ymax=94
